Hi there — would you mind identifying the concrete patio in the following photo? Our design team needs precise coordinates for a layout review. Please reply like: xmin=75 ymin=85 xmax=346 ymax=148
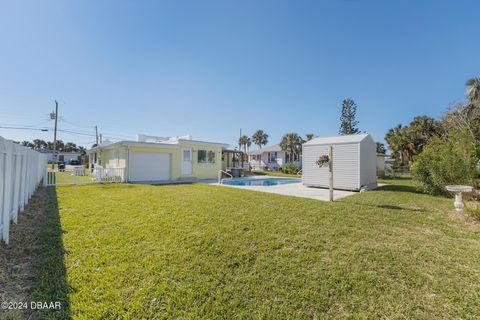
xmin=216 ymin=181 xmax=357 ymax=201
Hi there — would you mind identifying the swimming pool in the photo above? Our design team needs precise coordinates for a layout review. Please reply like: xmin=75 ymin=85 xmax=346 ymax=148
xmin=222 ymin=177 xmax=301 ymax=186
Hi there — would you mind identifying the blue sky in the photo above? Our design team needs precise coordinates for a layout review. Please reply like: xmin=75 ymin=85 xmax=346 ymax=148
xmin=0 ymin=0 xmax=479 ymax=149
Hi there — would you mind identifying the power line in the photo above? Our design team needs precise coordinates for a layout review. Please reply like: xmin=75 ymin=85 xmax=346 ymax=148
xmin=0 ymin=125 xmax=49 ymax=131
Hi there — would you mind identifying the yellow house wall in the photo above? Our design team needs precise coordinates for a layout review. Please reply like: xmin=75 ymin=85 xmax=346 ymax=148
xmin=178 ymin=142 xmax=223 ymax=180
xmin=102 ymin=148 xmax=127 ymax=169
xmin=95 ymin=142 xmax=223 ymax=181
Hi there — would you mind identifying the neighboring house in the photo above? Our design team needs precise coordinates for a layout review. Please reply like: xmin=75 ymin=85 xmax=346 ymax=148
xmin=87 ymin=134 xmax=229 ymax=183
xmin=247 ymin=144 xmax=301 ymax=171
xmin=38 ymin=149 xmax=84 ymax=164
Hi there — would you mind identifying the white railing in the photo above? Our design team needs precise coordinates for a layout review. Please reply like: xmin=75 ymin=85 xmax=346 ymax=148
xmin=0 ymin=136 xmax=47 ymax=245
xmin=45 ymin=167 xmax=126 ymax=186
xmin=218 ymin=170 xmax=233 ymax=184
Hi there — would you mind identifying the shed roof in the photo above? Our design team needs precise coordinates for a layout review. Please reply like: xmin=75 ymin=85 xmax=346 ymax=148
xmin=303 ymin=133 xmax=371 ymax=146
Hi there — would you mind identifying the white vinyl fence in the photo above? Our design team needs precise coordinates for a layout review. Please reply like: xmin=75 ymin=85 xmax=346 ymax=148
xmin=0 ymin=136 xmax=47 ymax=244
xmin=45 ymin=167 xmax=126 ymax=186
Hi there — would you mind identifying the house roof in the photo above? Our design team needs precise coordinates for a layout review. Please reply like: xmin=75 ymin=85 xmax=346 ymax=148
xmin=87 ymin=139 xmax=229 ymax=153
xmin=303 ymin=133 xmax=372 ymax=146
xmin=247 ymin=144 xmax=282 ymax=155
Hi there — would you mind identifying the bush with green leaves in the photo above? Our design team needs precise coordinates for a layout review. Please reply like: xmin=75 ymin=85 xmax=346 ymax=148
xmin=412 ymin=131 xmax=478 ymax=195
xmin=281 ymin=163 xmax=299 ymax=174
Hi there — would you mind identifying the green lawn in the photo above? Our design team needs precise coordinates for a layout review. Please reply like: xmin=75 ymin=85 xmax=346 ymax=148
xmin=34 ymin=179 xmax=480 ymax=319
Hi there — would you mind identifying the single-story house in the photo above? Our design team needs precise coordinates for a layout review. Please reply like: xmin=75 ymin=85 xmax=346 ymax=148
xmin=302 ymin=134 xmax=377 ymax=191
xmin=38 ymin=149 xmax=84 ymax=164
xmin=87 ymin=134 xmax=231 ymax=183
xmin=247 ymin=144 xmax=301 ymax=171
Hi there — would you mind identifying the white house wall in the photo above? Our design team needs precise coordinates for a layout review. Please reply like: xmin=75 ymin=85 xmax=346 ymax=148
xmin=302 ymin=143 xmax=360 ymax=190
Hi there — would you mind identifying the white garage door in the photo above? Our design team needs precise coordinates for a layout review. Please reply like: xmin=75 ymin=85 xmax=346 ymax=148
xmin=130 ymin=152 xmax=171 ymax=182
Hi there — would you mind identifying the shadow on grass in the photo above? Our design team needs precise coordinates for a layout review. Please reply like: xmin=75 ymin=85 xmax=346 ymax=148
xmin=347 ymin=201 xmax=427 ymax=213
xmin=376 ymin=184 xmax=421 ymax=194
xmin=31 ymin=187 xmax=71 ymax=320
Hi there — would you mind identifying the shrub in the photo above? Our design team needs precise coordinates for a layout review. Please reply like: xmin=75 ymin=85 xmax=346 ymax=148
xmin=412 ymin=131 xmax=477 ymax=195
xmin=281 ymin=163 xmax=299 ymax=174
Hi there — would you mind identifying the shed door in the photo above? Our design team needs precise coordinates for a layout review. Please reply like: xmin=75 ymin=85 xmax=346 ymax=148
xmin=130 ymin=152 xmax=170 ymax=182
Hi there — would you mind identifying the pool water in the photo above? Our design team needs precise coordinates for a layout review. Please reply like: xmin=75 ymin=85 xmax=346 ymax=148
xmin=222 ymin=178 xmax=301 ymax=186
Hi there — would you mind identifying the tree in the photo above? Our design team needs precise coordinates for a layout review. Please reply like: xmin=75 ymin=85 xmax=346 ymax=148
xmin=78 ymin=146 xmax=87 ymax=155
xmin=376 ymin=142 xmax=386 ymax=154
xmin=385 ymin=124 xmax=410 ymax=166
xmin=339 ymin=98 xmax=360 ymax=135
xmin=33 ymin=139 xmax=47 ymax=150
xmin=385 ymin=116 xmax=442 ymax=166
xmin=305 ymin=133 xmax=314 ymax=141
xmin=412 ymin=131 xmax=477 ymax=195
xmin=252 ymin=130 xmax=268 ymax=149
xmin=466 ymin=77 xmax=480 ymax=106
xmin=64 ymin=142 xmax=79 ymax=152
xmin=279 ymin=133 xmax=304 ymax=158
xmin=238 ymin=135 xmax=251 ymax=152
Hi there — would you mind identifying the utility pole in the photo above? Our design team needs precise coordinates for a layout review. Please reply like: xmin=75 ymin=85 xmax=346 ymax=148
xmin=95 ymin=125 xmax=99 ymax=145
xmin=52 ymin=100 xmax=59 ymax=164
xmin=99 ymin=133 xmax=102 ymax=144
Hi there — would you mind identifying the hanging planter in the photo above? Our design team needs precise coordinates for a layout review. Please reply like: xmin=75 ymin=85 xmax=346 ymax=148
xmin=316 ymin=154 xmax=330 ymax=167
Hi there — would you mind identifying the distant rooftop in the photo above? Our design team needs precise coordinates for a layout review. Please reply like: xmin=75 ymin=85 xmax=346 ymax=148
xmin=247 ymin=144 xmax=282 ymax=155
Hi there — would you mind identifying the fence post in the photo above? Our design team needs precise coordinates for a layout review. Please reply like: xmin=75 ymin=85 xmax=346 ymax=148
xmin=12 ymin=144 xmax=22 ymax=224
xmin=43 ymin=164 xmax=48 ymax=187
xmin=2 ymin=141 xmax=13 ymax=244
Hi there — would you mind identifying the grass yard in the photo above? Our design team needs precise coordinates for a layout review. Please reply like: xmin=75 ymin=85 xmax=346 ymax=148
xmin=33 ymin=179 xmax=480 ymax=319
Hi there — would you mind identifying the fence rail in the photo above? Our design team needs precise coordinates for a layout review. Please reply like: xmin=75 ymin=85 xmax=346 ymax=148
xmin=45 ymin=167 xmax=126 ymax=186
xmin=1 ymin=136 xmax=47 ymax=244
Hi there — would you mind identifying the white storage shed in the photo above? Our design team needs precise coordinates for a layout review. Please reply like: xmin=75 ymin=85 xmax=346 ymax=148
xmin=302 ymin=134 xmax=377 ymax=191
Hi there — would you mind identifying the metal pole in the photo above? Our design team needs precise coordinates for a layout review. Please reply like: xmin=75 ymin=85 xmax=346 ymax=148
xmin=329 ymin=145 xmax=334 ymax=202
xmin=52 ymin=100 xmax=58 ymax=165
xmin=95 ymin=125 xmax=99 ymax=145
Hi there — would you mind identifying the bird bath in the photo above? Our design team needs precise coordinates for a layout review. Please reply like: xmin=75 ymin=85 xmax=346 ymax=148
xmin=445 ymin=185 xmax=474 ymax=212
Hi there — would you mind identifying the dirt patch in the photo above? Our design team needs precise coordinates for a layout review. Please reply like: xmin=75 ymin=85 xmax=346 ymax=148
xmin=0 ymin=187 xmax=50 ymax=320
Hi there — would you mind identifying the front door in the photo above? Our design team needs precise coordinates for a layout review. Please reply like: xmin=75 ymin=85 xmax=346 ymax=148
xmin=181 ymin=148 xmax=192 ymax=175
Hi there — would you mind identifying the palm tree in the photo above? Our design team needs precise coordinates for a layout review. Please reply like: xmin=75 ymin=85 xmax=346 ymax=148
xmin=376 ymin=142 xmax=386 ymax=154
xmin=305 ymin=133 xmax=314 ymax=141
xmin=252 ymin=130 xmax=268 ymax=149
xmin=78 ymin=146 xmax=87 ymax=155
xmin=385 ymin=124 xmax=406 ymax=165
xmin=245 ymin=137 xmax=251 ymax=151
xmin=238 ymin=135 xmax=250 ymax=152
xmin=280 ymin=133 xmax=304 ymax=161
xmin=466 ymin=77 xmax=480 ymax=106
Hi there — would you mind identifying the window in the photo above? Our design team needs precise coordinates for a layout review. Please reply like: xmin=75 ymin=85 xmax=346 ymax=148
xmin=269 ymin=152 xmax=277 ymax=162
xmin=198 ymin=150 xmax=216 ymax=164
xmin=207 ymin=150 xmax=215 ymax=163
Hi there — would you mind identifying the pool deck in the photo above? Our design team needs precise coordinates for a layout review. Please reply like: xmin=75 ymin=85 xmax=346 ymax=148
xmin=213 ymin=176 xmax=358 ymax=201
